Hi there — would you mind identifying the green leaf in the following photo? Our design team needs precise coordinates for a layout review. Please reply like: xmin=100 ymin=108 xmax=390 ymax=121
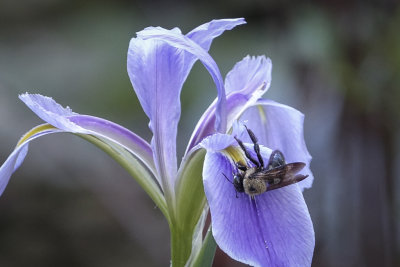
xmin=190 ymin=227 xmax=217 ymax=267
xmin=170 ymin=148 xmax=207 ymax=266
xmin=175 ymin=148 xmax=207 ymax=228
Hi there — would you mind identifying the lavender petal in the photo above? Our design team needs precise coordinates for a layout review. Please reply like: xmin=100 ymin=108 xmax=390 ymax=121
xmin=186 ymin=56 xmax=272 ymax=152
xmin=19 ymin=93 xmax=156 ymax=178
xmin=136 ymin=26 xmax=227 ymax=133
xmin=0 ymin=125 xmax=63 ymax=196
xmin=187 ymin=18 xmax=246 ymax=51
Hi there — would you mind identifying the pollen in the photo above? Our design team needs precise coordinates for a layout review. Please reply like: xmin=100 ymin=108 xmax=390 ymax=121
xmin=223 ymin=145 xmax=247 ymax=167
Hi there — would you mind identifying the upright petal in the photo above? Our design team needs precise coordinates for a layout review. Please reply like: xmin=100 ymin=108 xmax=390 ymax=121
xmin=186 ymin=56 xmax=272 ymax=152
xmin=240 ymin=99 xmax=313 ymax=190
xmin=136 ymin=26 xmax=227 ymax=133
xmin=128 ymin=36 xmax=185 ymax=199
xmin=225 ymin=55 xmax=272 ymax=95
xmin=128 ymin=19 xmax=244 ymax=198
xmin=186 ymin=18 xmax=246 ymax=51
xmin=201 ymin=133 xmax=314 ymax=266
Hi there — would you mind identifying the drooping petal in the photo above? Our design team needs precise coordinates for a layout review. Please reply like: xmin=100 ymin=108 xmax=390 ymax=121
xmin=186 ymin=56 xmax=272 ymax=152
xmin=19 ymin=93 xmax=85 ymax=132
xmin=0 ymin=126 xmax=59 ymax=196
xmin=249 ymin=186 xmax=314 ymax=266
xmin=128 ymin=19 xmax=244 ymax=198
xmin=0 ymin=94 xmax=167 ymax=214
xmin=201 ymin=133 xmax=314 ymax=266
xmin=0 ymin=145 xmax=26 ymax=195
xmin=240 ymin=99 xmax=313 ymax=190
xmin=19 ymin=94 xmax=155 ymax=174
xmin=199 ymin=133 xmax=236 ymax=152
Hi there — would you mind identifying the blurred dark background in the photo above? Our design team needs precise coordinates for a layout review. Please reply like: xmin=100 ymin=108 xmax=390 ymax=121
xmin=1 ymin=0 xmax=399 ymax=266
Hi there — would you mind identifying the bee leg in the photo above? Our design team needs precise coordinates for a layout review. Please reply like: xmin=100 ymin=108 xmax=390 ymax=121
xmin=244 ymin=125 xmax=264 ymax=168
xmin=222 ymin=173 xmax=233 ymax=184
xmin=223 ymin=173 xmax=240 ymax=198
xmin=234 ymin=136 xmax=260 ymax=168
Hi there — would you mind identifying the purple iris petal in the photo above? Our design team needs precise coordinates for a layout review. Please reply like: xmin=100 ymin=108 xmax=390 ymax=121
xmin=19 ymin=93 xmax=85 ymax=132
xmin=240 ymin=99 xmax=313 ymax=190
xmin=137 ymin=27 xmax=228 ymax=133
xmin=187 ymin=56 xmax=272 ymax=152
xmin=136 ymin=25 xmax=230 ymax=133
xmin=17 ymin=93 xmax=156 ymax=178
xmin=199 ymin=133 xmax=236 ymax=153
xmin=128 ymin=36 xmax=185 ymax=194
xmin=0 ymin=127 xmax=63 ymax=196
xmin=186 ymin=18 xmax=246 ymax=52
xmin=0 ymin=145 xmax=27 ymax=195
xmin=225 ymin=55 xmax=272 ymax=95
xmin=201 ymin=133 xmax=314 ymax=266
xmin=128 ymin=19 xmax=244 ymax=194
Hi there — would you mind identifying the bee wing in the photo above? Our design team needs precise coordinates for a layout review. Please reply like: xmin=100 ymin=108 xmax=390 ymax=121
xmin=252 ymin=162 xmax=306 ymax=180
xmin=251 ymin=162 xmax=308 ymax=192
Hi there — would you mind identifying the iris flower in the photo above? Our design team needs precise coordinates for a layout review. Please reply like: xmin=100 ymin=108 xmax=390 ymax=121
xmin=0 ymin=18 xmax=314 ymax=266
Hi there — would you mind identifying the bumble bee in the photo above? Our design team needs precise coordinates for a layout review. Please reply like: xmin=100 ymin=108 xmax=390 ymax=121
xmin=224 ymin=126 xmax=308 ymax=198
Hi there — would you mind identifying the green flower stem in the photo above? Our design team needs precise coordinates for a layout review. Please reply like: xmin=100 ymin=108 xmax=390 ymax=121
xmin=170 ymin=227 xmax=194 ymax=267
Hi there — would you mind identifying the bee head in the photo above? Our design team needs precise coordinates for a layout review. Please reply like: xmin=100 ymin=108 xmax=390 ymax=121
xmin=233 ymin=173 xmax=245 ymax=193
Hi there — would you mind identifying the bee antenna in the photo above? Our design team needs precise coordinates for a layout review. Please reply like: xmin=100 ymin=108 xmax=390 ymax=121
xmin=222 ymin=173 xmax=233 ymax=185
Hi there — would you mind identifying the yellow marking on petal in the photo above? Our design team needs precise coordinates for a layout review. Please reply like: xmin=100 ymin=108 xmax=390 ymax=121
xmin=17 ymin=124 xmax=57 ymax=147
xmin=257 ymin=105 xmax=267 ymax=124
xmin=223 ymin=145 xmax=247 ymax=166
